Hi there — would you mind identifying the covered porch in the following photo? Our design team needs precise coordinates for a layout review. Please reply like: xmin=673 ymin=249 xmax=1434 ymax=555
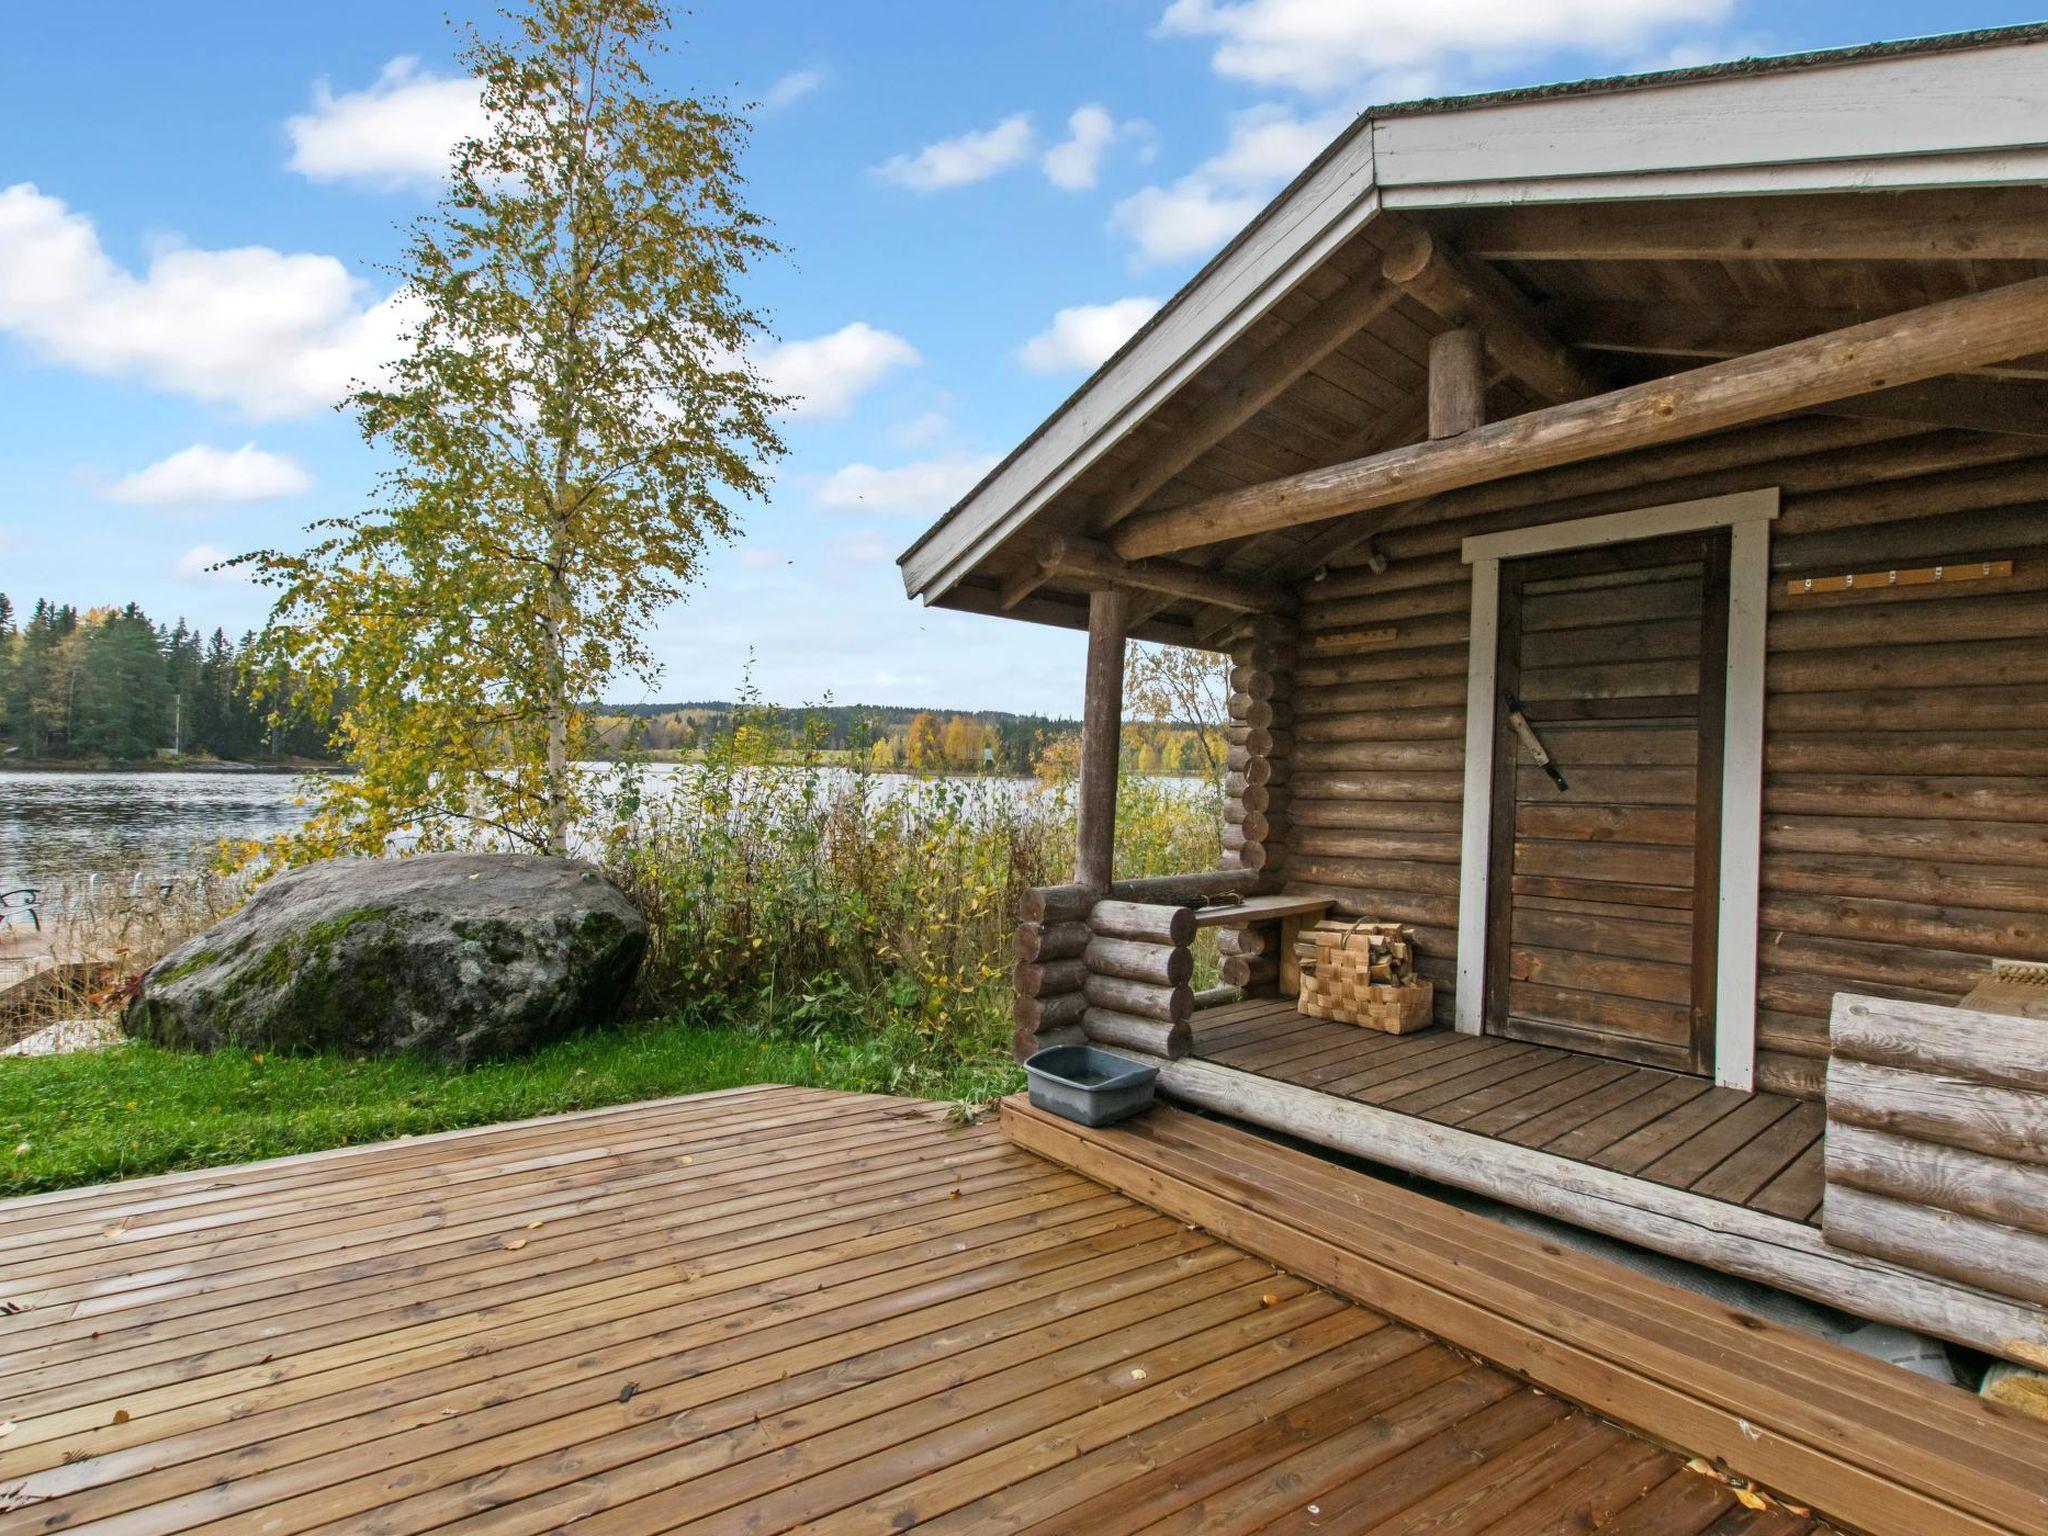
xmin=902 ymin=29 xmax=2048 ymax=1371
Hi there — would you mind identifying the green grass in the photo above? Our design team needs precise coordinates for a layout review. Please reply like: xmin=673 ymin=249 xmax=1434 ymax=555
xmin=0 ymin=1018 xmax=1022 ymax=1197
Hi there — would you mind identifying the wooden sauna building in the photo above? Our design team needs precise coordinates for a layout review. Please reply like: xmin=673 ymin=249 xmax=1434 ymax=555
xmin=900 ymin=27 xmax=2048 ymax=1368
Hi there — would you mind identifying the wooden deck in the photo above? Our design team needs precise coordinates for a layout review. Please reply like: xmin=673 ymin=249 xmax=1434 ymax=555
xmin=1194 ymin=999 xmax=1826 ymax=1222
xmin=0 ymin=1083 xmax=1848 ymax=1536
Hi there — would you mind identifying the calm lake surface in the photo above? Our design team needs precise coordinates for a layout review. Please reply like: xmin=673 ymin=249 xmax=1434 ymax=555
xmin=0 ymin=767 xmax=1118 ymax=897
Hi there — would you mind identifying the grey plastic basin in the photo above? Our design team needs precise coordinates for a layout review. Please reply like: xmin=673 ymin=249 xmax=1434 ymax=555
xmin=1023 ymin=1045 xmax=1159 ymax=1127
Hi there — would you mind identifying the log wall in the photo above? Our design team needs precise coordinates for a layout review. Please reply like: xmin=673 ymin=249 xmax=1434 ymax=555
xmin=1282 ymin=424 xmax=2048 ymax=1092
xmin=1824 ymin=992 xmax=2048 ymax=1307
xmin=1220 ymin=615 xmax=1296 ymax=993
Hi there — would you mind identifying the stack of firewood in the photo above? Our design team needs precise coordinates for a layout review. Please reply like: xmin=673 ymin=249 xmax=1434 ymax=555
xmin=1297 ymin=919 xmax=1434 ymax=1032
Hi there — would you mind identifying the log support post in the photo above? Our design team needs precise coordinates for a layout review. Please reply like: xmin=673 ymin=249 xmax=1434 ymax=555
xmin=1219 ymin=613 xmax=1297 ymax=989
xmin=1075 ymin=588 xmax=1127 ymax=895
xmin=1428 ymin=328 xmax=1487 ymax=439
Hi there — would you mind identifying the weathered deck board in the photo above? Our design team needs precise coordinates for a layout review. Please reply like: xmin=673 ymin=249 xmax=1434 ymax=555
xmin=1195 ymin=1003 xmax=1828 ymax=1222
xmin=0 ymin=1084 xmax=1826 ymax=1534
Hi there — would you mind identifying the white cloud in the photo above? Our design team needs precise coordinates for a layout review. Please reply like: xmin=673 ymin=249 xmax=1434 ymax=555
xmin=737 ymin=546 xmax=791 ymax=571
xmin=760 ymin=68 xmax=825 ymax=111
xmin=1042 ymin=104 xmax=1155 ymax=190
xmin=286 ymin=57 xmax=488 ymax=190
xmin=1112 ymin=105 xmax=1346 ymax=265
xmin=876 ymin=114 xmax=1036 ymax=192
xmin=107 ymin=443 xmax=312 ymax=507
xmin=757 ymin=322 xmax=920 ymax=417
xmin=1157 ymin=0 xmax=1734 ymax=94
xmin=173 ymin=544 xmax=250 ymax=585
xmin=817 ymin=452 xmax=1001 ymax=519
xmin=891 ymin=410 xmax=954 ymax=450
xmin=0 ymin=182 xmax=413 ymax=419
xmin=1020 ymin=297 xmax=1162 ymax=375
xmin=834 ymin=528 xmax=893 ymax=564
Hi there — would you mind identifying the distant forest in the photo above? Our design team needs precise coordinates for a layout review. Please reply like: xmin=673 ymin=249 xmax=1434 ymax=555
xmin=592 ymin=701 xmax=1085 ymax=774
xmin=0 ymin=595 xmax=339 ymax=764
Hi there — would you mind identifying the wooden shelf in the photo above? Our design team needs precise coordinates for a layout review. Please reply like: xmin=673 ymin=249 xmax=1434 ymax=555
xmin=1190 ymin=894 xmax=1333 ymax=928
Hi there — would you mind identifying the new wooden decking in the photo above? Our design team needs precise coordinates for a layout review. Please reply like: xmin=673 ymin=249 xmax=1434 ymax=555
xmin=0 ymin=1084 xmax=1834 ymax=1536
xmin=1194 ymin=1000 xmax=1826 ymax=1222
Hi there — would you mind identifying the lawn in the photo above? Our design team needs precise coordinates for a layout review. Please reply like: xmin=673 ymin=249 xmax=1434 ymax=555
xmin=0 ymin=1018 xmax=1021 ymax=1196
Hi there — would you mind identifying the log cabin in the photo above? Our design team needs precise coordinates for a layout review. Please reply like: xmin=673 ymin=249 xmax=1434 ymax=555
xmin=900 ymin=26 xmax=2048 ymax=1372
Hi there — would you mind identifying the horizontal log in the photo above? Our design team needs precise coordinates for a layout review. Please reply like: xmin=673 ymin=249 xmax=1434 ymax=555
xmin=1192 ymin=984 xmax=1244 ymax=1011
xmin=1081 ymin=1005 xmax=1191 ymax=1060
xmin=1294 ymin=740 xmax=1467 ymax=774
xmin=1020 ymin=883 xmax=1093 ymax=925
xmin=1830 ymin=993 xmax=2048 ymax=1095
xmin=1764 ymin=774 xmax=2048 ymax=825
xmin=1763 ymin=683 xmax=2048 ymax=736
xmin=1215 ymin=925 xmax=1267 ymax=959
xmin=1294 ymin=826 xmax=1463 ymax=864
xmin=1823 ymin=1184 xmax=2048 ymax=1310
xmin=1228 ymin=666 xmax=1277 ymax=700
xmin=1827 ymin=1122 xmax=2048 ymax=1241
xmin=1219 ymin=954 xmax=1279 ymax=990
xmin=1012 ymin=920 xmax=1089 ymax=964
xmin=1293 ymin=706 xmax=1466 ymax=744
xmin=1015 ymin=957 xmax=1087 ymax=999
xmin=1154 ymin=1054 xmax=2048 ymax=1368
xmin=1013 ymin=989 xmax=1086 ymax=1031
xmin=1084 ymin=935 xmax=1193 ymax=987
xmin=1827 ymin=1058 xmax=2048 ymax=1167
xmin=1763 ymin=850 xmax=2048 ymax=916
xmin=1082 ymin=973 xmax=1193 ymax=1023
xmin=1229 ymin=781 xmax=1272 ymax=815
xmin=1113 ymin=278 xmax=2048 ymax=558
xmin=1108 ymin=869 xmax=1259 ymax=905
xmin=1087 ymin=899 xmax=1196 ymax=947
xmin=1038 ymin=533 xmax=1296 ymax=615
xmin=1762 ymin=891 xmax=2045 ymax=959
xmin=1288 ymin=799 xmax=1464 ymax=834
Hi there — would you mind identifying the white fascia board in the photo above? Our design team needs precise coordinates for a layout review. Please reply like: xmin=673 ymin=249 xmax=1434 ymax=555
xmin=1374 ymin=37 xmax=2048 ymax=205
xmin=898 ymin=136 xmax=1381 ymax=602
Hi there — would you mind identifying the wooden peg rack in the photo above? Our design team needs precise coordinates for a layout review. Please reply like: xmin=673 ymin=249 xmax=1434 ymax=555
xmin=1786 ymin=558 xmax=2012 ymax=598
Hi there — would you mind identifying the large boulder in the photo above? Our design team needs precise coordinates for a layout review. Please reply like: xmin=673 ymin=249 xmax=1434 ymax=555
xmin=127 ymin=853 xmax=647 ymax=1064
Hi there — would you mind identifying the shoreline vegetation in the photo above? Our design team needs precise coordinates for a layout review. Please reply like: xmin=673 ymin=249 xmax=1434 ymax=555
xmin=1 ymin=707 xmax=1226 ymax=1195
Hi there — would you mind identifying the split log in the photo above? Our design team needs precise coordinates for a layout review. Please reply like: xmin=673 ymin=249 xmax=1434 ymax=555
xmin=1020 ymin=883 xmax=1094 ymax=925
xmin=1015 ymin=957 xmax=1088 ymax=999
xmin=1827 ymin=1122 xmax=2048 ymax=1241
xmin=1087 ymin=900 xmax=1197 ymax=946
xmin=1827 ymin=1058 xmax=2048 ymax=1167
xmin=1083 ymin=974 xmax=1193 ymax=1023
xmin=1083 ymin=936 xmax=1194 ymax=987
xmin=1824 ymin=1184 xmax=2048 ymax=1309
xmin=1108 ymin=869 xmax=1259 ymax=904
xmin=1013 ymin=989 xmax=1086 ymax=1032
xmin=1011 ymin=920 xmax=1089 ymax=964
xmin=1081 ymin=1006 xmax=1192 ymax=1060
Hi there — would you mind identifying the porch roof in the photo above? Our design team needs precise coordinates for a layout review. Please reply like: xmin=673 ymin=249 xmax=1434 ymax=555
xmin=897 ymin=25 xmax=2048 ymax=649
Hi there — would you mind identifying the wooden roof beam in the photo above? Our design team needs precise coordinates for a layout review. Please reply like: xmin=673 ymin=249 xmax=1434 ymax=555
xmin=1088 ymin=272 xmax=1408 ymax=532
xmin=1037 ymin=533 xmax=1294 ymax=616
xmin=1379 ymin=222 xmax=1604 ymax=406
xmin=1110 ymin=274 xmax=2048 ymax=560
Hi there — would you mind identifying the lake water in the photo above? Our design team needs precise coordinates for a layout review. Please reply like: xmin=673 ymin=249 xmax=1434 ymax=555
xmin=0 ymin=766 xmax=1114 ymax=898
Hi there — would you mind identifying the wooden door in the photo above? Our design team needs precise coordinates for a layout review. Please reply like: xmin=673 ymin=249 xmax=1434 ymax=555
xmin=1483 ymin=530 xmax=1729 ymax=1075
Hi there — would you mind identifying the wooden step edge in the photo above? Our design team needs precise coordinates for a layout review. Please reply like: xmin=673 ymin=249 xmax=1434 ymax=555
xmin=1002 ymin=1096 xmax=2040 ymax=1536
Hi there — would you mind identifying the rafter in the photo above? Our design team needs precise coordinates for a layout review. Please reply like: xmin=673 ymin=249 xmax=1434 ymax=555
xmin=1440 ymin=187 xmax=2048 ymax=263
xmin=1379 ymin=221 xmax=1604 ymax=405
xmin=1088 ymin=272 xmax=1407 ymax=532
xmin=1035 ymin=533 xmax=1294 ymax=615
xmin=1109 ymin=275 xmax=2048 ymax=560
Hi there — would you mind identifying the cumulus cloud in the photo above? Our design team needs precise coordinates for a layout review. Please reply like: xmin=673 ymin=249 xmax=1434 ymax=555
xmin=0 ymin=182 xmax=413 ymax=419
xmin=760 ymin=67 xmax=826 ymax=111
xmin=1112 ymin=105 xmax=1345 ymax=265
xmin=757 ymin=322 xmax=920 ymax=417
xmin=285 ymin=56 xmax=488 ymax=190
xmin=1019 ymin=297 xmax=1163 ymax=374
xmin=1157 ymin=0 xmax=1734 ymax=94
xmin=108 ymin=443 xmax=312 ymax=506
xmin=875 ymin=114 xmax=1036 ymax=191
xmin=816 ymin=452 xmax=1001 ymax=519
xmin=1041 ymin=105 xmax=1154 ymax=190
xmin=173 ymin=544 xmax=250 ymax=585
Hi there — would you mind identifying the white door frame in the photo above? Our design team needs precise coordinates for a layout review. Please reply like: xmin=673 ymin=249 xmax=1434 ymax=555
xmin=1452 ymin=488 xmax=1778 ymax=1091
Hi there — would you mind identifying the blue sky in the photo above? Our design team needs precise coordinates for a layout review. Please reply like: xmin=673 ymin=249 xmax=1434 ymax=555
xmin=2 ymin=0 xmax=2038 ymax=715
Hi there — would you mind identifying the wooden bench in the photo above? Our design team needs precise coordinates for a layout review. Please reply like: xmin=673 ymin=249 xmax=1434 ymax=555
xmin=1192 ymin=893 xmax=1331 ymax=995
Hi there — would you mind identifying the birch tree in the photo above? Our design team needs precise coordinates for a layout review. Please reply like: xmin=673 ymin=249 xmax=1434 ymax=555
xmin=244 ymin=0 xmax=783 ymax=859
